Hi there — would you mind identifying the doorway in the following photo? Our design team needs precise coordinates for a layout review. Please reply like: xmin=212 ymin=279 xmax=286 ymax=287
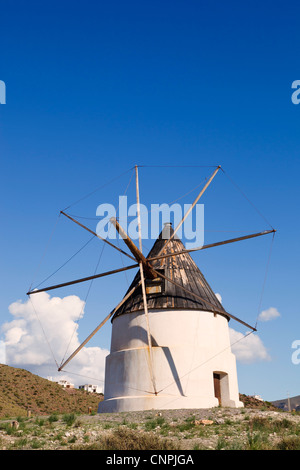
xmin=213 ymin=373 xmax=222 ymax=405
xmin=213 ymin=372 xmax=229 ymax=406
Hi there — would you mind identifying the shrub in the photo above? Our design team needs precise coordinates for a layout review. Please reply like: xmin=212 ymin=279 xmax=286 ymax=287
xmin=249 ymin=416 xmax=296 ymax=434
xmin=48 ymin=413 xmax=59 ymax=423
xmin=62 ymin=413 xmax=76 ymax=427
xmin=245 ymin=429 xmax=273 ymax=450
xmin=276 ymin=436 xmax=300 ymax=450
xmin=72 ymin=427 xmax=178 ymax=451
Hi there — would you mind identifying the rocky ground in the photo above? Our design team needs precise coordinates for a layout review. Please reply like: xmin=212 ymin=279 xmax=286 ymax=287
xmin=1 ymin=406 xmax=300 ymax=450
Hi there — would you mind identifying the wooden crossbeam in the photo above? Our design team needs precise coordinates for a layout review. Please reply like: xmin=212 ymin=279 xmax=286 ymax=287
xmin=110 ymin=217 xmax=158 ymax=280
xmin=135 ymin=165 xmax=157 ymax=395
xmin=148 ymin=229 xmax=276 ymax=262
xmin=26 ymin=263 xmax=139 ymax=295
xmin=156 ymin=165 xmax=221 ymax=257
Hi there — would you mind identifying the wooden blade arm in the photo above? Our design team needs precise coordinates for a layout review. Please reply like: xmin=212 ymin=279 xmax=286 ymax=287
xmin=148 ymin=229 xmax=276 ymax=262
xmin=156 ymin=165 xmax=221 ymax=257
xmin=26 ymin=263 xmax=139 ymax=295
xmin=58 ymin=280 xmax=142 ymax=371
xmin=134 ymin=165 xmax=157 ymax=394
xmin=60 ymin=211 xmax=136 ymax=262
xmin=110 ymin=217 xmax=158 ymax=279
xmin=139 ymin=261 xmax=157 ymax=394
xmin=152 ymin=269 xmax=257 ymax=331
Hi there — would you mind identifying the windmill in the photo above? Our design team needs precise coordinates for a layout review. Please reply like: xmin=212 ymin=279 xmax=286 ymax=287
xmin=27 ymin=165 xmax=275 ymax=411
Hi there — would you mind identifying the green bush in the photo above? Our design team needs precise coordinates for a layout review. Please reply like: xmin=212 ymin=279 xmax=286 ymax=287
xmin=48 ymin=413 xmax=59 ymax=423
xmin=62 ymin=413 xmax=76 ymax=426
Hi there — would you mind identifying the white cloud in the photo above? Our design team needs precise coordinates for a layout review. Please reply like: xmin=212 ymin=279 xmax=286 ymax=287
xmin=258 ymin=307 xmax=280 ymax=322
xmin=1 ymin=293 xmax=109 ymax=390
xmin=214 ymin=289 xmax=272 ymax=364
xmin=0 ymin=340 xmax=6 ymax=363
xmin=229 ymin=328 xmax=271 ymax=364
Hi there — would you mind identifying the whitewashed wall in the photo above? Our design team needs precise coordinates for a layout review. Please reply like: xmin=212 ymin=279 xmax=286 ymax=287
xmin=99 ymin=309 xmax=243 ymax=412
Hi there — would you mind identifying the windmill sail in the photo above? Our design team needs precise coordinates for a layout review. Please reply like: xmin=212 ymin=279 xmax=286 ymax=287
xmin=112 ymin=223 xmax=227 ymax=321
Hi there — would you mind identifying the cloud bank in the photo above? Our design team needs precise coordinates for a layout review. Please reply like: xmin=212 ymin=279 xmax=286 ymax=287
xmin=229 ymin=306 xmax=280 ymax=363
xmin=1 ymin=293 xmax=109 ymax=390
xmin=215 ymin=292 xmax=274 ymax=364
xmin=229 ymin=328 xmax=271 ymax=363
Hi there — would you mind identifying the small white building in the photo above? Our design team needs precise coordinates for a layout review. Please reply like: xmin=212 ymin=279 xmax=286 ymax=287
xmin=79 ymin=384 xmax=102 ymax=394
xmin=57 ymin=380 xmax=74 ymax=389
xmin=253 ymin=395 xmax=263 ymax=402
xmin=99 ymin=223 xmax=243 ymax=413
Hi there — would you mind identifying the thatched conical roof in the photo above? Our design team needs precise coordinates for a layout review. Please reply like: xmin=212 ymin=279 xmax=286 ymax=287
xmin=112 ymin=223 xmax=228 ymax=321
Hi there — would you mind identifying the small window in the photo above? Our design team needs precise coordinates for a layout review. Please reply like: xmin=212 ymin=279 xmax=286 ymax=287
xmin=145 ymin=269 xmax=165 ymax=295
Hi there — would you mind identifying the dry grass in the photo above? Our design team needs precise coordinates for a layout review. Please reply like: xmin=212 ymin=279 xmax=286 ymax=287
xmin=1 ymin=364 xmax=300 ymax=451
xmin=72 ymin=427 xmax=178 ymax=450
xmin=1 ymin=407 xmax=300 ymax=451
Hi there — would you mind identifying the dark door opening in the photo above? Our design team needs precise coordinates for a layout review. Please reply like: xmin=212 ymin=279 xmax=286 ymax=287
xmin=213 ymin=373 xmax=221 ymax=405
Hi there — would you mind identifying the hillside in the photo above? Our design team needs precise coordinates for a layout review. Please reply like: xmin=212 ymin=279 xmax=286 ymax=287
xmin=0 ymin=364 xmax=102 ymax=418
xmin=0 ymin=364 xmax=279 ymax=420
xmin=239 ymin=394 xmax=278 ymax=410
xmin=272 ymin=395 xmax=300 ymax=412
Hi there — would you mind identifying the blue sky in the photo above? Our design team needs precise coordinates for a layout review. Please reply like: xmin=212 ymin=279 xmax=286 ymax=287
xmin=1 ymin=0 xmax=300 ymax=401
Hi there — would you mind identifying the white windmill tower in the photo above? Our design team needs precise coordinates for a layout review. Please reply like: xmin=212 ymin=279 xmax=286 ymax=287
xmin=27 ymin=165 xmax=275 ymax=412
xmin=99 ymin=221 xmax=244 ymax=411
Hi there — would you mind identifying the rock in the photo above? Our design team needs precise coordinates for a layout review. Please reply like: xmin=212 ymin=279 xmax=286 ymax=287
xmin=194 ymin=419 xmax=214 ymax=426
xmin=214 ymin=418 xmax=225 ymax=425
